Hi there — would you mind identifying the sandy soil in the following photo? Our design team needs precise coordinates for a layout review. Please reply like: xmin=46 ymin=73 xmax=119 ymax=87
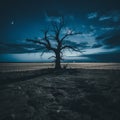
xmin=0 ymin=63 xmax=120 ymax=72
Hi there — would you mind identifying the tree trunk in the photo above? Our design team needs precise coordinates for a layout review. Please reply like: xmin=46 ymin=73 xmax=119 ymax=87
xmin=55 ymin=51 xmax=61 ymax=69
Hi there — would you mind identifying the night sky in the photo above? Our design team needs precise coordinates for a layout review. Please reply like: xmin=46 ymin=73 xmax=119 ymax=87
xmin=0 ymin=0 xmax=120 ymax=62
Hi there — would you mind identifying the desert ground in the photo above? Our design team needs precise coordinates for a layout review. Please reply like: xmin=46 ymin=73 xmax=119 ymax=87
xmin=0 ymin=63 xmax=120 ymax=120
xmin=0 ymin=63 xmax=120 ymax=72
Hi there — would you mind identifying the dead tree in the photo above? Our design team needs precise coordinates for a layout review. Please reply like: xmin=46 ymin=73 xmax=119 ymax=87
xmin=27 ymin=17 xmax=81 ymax=69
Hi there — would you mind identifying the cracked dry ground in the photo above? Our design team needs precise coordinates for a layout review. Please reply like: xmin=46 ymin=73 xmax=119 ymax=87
xmin=0 ymin=69 xmax=120 ymax=120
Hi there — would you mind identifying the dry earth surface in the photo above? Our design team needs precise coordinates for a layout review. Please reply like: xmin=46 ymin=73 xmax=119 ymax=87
xmin=0 ymin=63 xmax=120 ymax=120
xmin=0 ymin=63 xmax=120 ymax=72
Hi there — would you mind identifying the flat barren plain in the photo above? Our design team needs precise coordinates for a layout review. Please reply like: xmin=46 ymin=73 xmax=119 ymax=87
xmin=0 ymin=63 xmax=120 ymax=120
xmin=0 ymin=62 xmax=120 ymax=72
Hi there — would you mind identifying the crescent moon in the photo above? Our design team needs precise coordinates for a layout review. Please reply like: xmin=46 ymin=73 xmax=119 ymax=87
xmin=11 ymin=21 xmax=14 ymax=25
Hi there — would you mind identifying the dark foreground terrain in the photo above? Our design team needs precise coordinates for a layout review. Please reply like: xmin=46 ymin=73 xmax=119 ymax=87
xmin=0 ymin=63 xmax=120 ymax=120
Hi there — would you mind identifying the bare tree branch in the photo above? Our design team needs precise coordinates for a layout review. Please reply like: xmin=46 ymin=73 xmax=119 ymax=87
xmin=61 ymin=45 xmax=82 ymax=52
xmin=26 ymin=38 xmax=56 ymax=52
xmin=26 ymin=39 xmax=47 ymax=47
xmin=40 ymin=49 xmax=48 ymax=56
xmin=43 ymin=30 xmax=52 ymax=48
xmin=51 ymin=17 xmax=65 ymax=44
xmin=60 ymin=32 xmax=82 ymax=44
xmin=48 ymin=56 xmax=56 ymax=59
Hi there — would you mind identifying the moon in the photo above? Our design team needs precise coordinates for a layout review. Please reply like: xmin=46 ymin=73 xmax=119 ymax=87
xmin=11 ymin=21 xmax=14 ymax=25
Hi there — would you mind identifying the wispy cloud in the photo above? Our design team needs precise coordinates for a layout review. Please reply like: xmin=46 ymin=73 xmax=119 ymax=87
xmin=92 ymin=43 xmax=102 ymax=48
xmin=44 ymin=12 xmax=75 ymax=23
xmin=99 ymin=16 xmax=112 ymax=21
xmin=95 ymin=29 xmax=120 ymax=49
xmin=82 ymin=50 xmax=120 ymax=62
xmin=88 ymin=12 xmax=98 ymax=19
xmin=103 ymin=34 xmax=120 ymax=48
xmin=99 ymin=11 xmax=120 ymax=22
xmin=0 ymin=42 xmax=45 ymax=54
xmin=100 ymin=27 xmax=114 ymax=31
xmin=44 ymin=13 xmax=61 ymax=22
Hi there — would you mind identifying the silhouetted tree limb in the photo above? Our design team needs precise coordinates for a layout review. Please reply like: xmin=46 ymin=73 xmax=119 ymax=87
xmin=26 ymin=17 xmax=82 ymax=69
xmin=61 ymin=45 xmax=81 ymax=52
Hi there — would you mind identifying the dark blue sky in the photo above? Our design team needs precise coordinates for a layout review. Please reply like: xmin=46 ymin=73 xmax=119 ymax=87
xmin=0 ymin=0 xmax=120 ymax=62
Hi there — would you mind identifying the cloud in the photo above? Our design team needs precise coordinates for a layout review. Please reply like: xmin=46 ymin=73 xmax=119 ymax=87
xmin=99 ymin=16 xmax=112 ymax=21
xmin=0 ymin=42 xmax=45 ymax=54
xmin=100 ymin=27 xmax=114 ymax=31
xmin=103 ymin=34 xmax=120 ymax=48
xmin=92 ymin=43 xmax=102 ymax=48
xmin=62 ymin=40 xmax=90 ymax=49
xmin=88 ymin=12 xmax=98 ymax=19
xmin=44 ymin=12 xmax=62 ymax=23
xmin=95 ymin=30 xmax=120 ymax=49
xmin=99 ymin=11 xmax=120 ymax=22
xmin=82 ymin=50 xmax=120 ymax=62
xmin=96 ymin=31 xmax=114 ymax=41
xmin=44 ymin=12 xmax=75 ymax=23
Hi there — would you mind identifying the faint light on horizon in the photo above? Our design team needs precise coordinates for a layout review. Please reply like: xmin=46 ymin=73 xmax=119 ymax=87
xmin=11 ymin=53 xmax=54 ymax=62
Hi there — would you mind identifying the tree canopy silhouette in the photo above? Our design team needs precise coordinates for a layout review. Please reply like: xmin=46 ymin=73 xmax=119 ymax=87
xmin=27 ymin=17 xmax=82 ymax=69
